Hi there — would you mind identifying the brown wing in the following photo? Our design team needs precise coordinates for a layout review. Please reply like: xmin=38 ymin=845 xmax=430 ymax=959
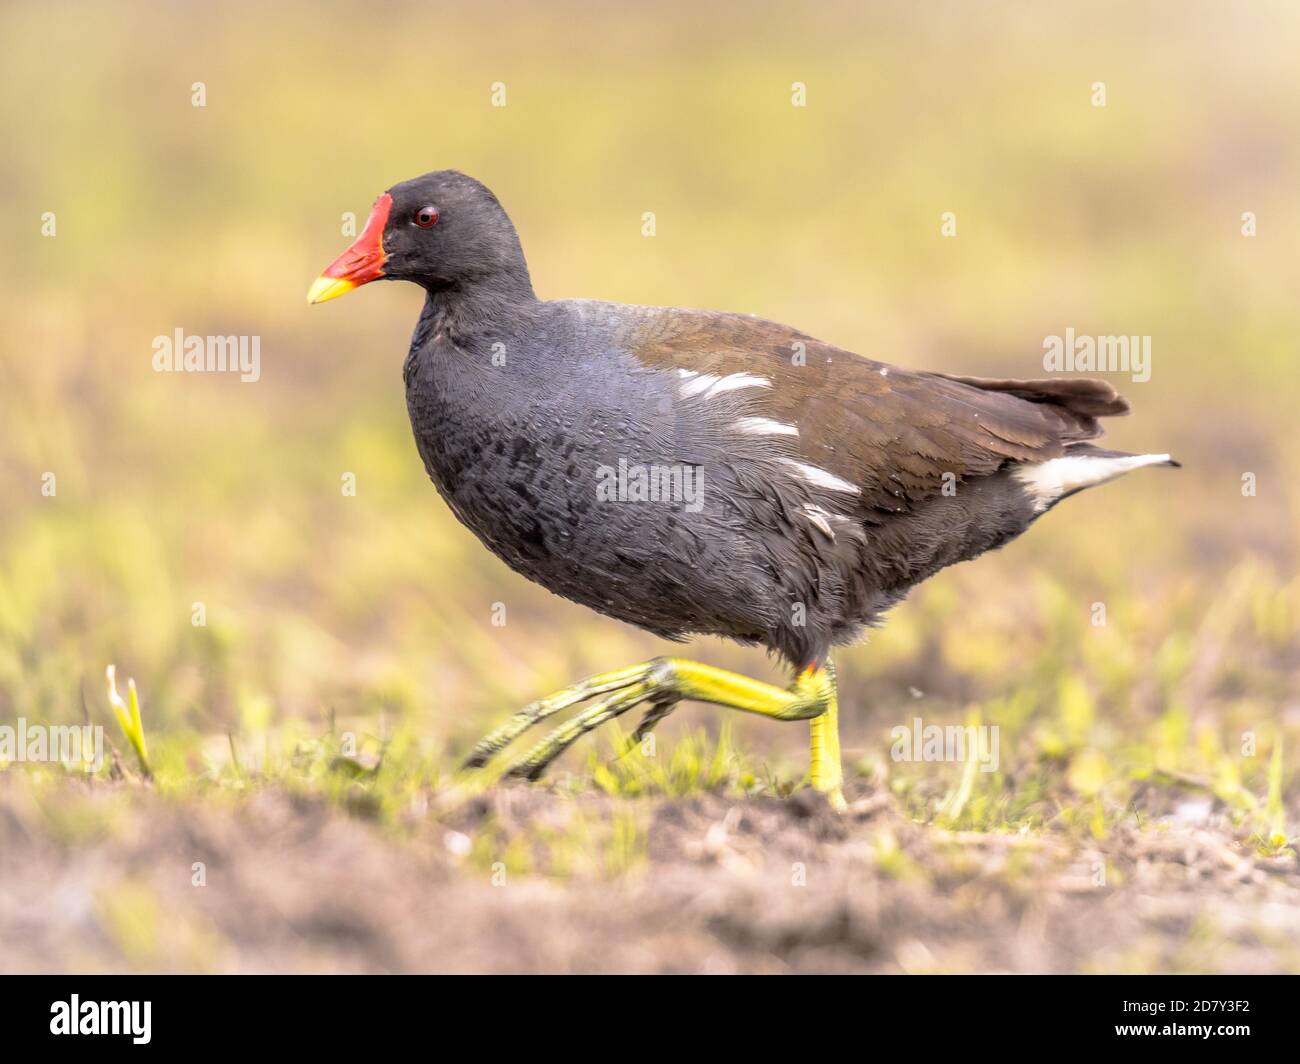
xmin=630 ymin=308 xmax=1131 ymax=514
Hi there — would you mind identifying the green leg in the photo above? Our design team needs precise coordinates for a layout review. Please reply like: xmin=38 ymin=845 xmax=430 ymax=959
xmin=456 ymin=656 xmax=844 ymax=805
xmin=808 ymin=658 xmax=845 ymax=810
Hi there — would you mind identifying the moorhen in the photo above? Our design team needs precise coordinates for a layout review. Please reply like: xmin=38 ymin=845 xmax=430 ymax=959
xmin=308 ymin=170 xmax=1176 ymax=808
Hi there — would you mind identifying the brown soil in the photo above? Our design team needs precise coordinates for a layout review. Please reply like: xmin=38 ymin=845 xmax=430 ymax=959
xmin=1 ymin=778 xmax=1297 ymax=974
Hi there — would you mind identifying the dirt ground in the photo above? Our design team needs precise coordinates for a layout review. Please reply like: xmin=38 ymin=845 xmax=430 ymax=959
xmin=2 ymin=776 xmax=1297 ymax=974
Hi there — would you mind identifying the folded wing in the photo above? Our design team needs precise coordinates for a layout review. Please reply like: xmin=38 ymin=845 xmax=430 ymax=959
xmin=630 ymin=309 xmax=1132 ymax=515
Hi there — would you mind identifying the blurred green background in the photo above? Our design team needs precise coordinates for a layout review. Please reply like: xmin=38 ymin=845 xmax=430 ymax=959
xmin=1 ymin=0 xmax=1297 ymax=803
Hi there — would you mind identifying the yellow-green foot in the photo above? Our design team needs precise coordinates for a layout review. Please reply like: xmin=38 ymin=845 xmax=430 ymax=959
xmin=457 ymin=655 xmax=844 ymax=806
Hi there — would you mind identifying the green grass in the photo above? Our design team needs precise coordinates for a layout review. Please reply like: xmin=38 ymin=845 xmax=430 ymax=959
xmin=13 ymin=563 xmax=1290 ymax=878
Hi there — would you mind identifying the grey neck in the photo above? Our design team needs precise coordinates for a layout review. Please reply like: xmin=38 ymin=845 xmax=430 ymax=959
xmin=423 ymin=267 xmax=538 ymax=340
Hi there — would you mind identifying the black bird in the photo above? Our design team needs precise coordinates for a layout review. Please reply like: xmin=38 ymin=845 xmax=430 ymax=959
xmin=308 ymin=170 xmax=1176 ymax=808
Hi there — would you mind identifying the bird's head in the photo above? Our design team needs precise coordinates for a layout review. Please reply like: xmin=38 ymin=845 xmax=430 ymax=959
xmin=307 ymin=170 xmax=529 ymax=304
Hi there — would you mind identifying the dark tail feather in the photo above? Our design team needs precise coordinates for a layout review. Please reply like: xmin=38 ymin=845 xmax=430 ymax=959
xmin=934 ymin=374 xmax=1131 ymax=418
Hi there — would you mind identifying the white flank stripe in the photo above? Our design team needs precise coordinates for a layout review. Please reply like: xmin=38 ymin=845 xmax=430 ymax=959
xmin=678 ymin=372 xmax=719 ymax=397
xmin=678 ymin=370 xmax=771 ymax=399
xmin=735 ymin=416 xmax=798 ymax=437
xmin=782 ymin=459 xmax=861 ymax=495
xmin=1014 ymin=453 xmax=1172 ymax=511
xmin=707 ymin=372 xmax=771 ymax=396
xmin=802 ymin=504 xmax=836 ymax=540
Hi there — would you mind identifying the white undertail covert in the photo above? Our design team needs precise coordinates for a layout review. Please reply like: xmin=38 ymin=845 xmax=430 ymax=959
xmin=1013 ymin=452 xmax=1174 ymax=512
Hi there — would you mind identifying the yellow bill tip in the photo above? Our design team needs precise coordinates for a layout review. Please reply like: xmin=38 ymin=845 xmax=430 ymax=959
xmin=307 ymin=275 xmax=355 ymax=305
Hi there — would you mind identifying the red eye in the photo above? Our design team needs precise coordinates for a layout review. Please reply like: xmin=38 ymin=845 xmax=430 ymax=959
xmin=413 ymin=205 xmax=439 ymax=229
